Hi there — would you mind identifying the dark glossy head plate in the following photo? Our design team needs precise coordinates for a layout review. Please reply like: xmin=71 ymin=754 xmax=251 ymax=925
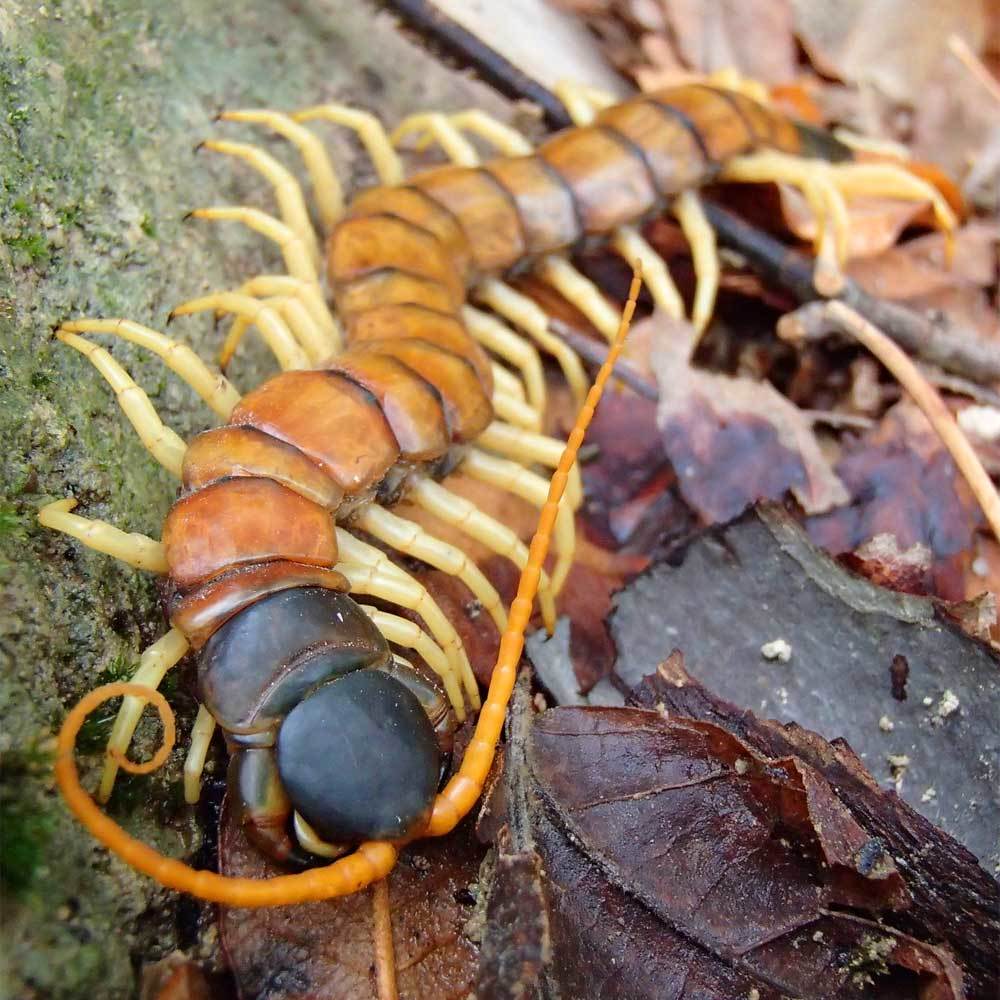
xmin=277 ymin=670 xmax=440 ymax=843
xmin=200 ymin=587 xmax=390 ymax=733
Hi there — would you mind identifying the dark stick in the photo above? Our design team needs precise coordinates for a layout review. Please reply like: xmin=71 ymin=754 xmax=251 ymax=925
xmin=385 ymin=0 xmax=574 ymax=128
xmin=703 ymin=203 xmax=1000 ymax=383
xmin=548 ymin=319 xmax=659 ymax=401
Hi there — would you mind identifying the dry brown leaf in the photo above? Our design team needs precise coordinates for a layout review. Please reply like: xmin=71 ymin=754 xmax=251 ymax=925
xmin=219 ymin=807 xmax=483 ymax=999
xmin=807 ymin=400 xmax=983 ymax=600
xmin=649 ymin=312 xmax=849 ymax=520
xmin=847 ymin=221 xmax=1000 ymax=299
xmin=792 ymin=0 xmax=987 ymax=104
xmin=658 ymin=0 xmax=798 ymax=83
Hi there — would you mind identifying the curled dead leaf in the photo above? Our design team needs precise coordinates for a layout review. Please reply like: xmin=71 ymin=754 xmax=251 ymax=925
xmin=648 ymin=312 xmax=849 ymax=521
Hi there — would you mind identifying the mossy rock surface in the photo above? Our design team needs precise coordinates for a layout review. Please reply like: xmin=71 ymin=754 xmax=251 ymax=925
xmin=0 ymin=3 xmax=510 ymax=995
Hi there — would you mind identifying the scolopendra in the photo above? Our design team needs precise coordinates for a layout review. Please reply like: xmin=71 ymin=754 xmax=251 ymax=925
xmin=43 ymin=75 xmax=957 ymax=912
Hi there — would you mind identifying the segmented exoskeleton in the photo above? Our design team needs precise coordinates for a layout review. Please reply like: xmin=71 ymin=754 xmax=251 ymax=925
xmin=46 ymin=78 xmax=956 ymax=905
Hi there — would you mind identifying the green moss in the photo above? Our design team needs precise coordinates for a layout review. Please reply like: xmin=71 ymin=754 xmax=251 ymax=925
xmin=6 ymin=231 xmax=52 ymax=266
xmin=0 ymin=501 xmax=24 ymax=539
xmin=0 ymin=745 xmax=56 ymax=895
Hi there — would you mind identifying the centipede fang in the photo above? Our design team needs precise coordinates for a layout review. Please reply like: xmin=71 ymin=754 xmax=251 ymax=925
xmin=44 ymin=78 xmax=955 ymax=908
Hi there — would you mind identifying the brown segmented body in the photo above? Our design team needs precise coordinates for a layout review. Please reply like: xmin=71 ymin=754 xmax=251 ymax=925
xmin=163 ymin=84 xmax=806 ymax=648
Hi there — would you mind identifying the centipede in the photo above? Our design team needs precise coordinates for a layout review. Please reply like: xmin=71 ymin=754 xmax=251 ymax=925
xmin=45 ymin=76 xmax=957 ymax=916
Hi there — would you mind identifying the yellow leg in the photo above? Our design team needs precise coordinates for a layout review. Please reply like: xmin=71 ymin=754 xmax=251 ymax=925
xmin=239 ymin=275 xmax=341 ymax=352
xmin=293 ymin=105 xmax=403 ymax=186
xmin=672 ymin=190 xmax=719 ymax=336
xmin=534 ymin=255 xmax=622 ymax=342
xmin=461 ymin=447 xmax=575 ymax=595
xmin=218 ymin=109 xmax=344 ymax=231
xmin=477 ymin=421 xmax=583 ymax=511
xmin=216 ymin=292 xmax=333 ymax=368
xmin=610 ymin=226 xmax=685 ymax=320
xmin=406 ymin=475 xmax=557 ymax=635
xmin=55 ymin=331 xmax=187 ymax=477
xmin=715 ymin=150 xmax=955 ymax=295
xmin=199 ymin=139 xmax=321 ymax=269
xmin=358 ymin=605 xmax=465 ymax=718
xmin=490 ymin=362 xmax=526 ymax=403
xmin=183 ymin=704 xmax=217 ymax=805
xmin=354 ymin=504 xmax=508 ymax=632
xmin=98 ymin=628 xmax=190 ymax=801
xmin=38 ymin=499 xmax=168 ymax=571
xmin=493 ymin=390 xmax=541 ymax=432
xmin=188 ymin=206 xmax=318 ymax=284
xmin=829 ymin=162 xmax=956 ymax=252
xmin=473 ymin=279 xmax=589 ymax=408
xmin=391 ymin=113 xmax=479 ymax=166
xmin=553 ymin=79 xmax=615 ymax=127
xmin=169 ymin=292 xmax=309 ymax=372
xmin=335 ymin=529 xmax=479 ymax=709
xmin=58 ymin=319 xmax=240 ymax=419
xmin=438 ymin=110 xmax=533 ymax=156
xmin=464 ymin=305 xmax=546 ymax=415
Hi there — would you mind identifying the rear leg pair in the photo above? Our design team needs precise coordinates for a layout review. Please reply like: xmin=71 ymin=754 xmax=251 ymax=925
xmin=399 ymin=77 xmax=956 ymax=343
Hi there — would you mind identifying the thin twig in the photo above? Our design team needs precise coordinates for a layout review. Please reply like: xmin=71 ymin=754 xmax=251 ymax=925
xmin=778 ymin=301 xmax=1000 ymax=544
xmin=372 ymin=878 xmax=399 ymax=1000
xmin=548 ymin=317 xmax=659 ymax=400
xmin=704 ymin=203 xmax=1000 ymax=384
xmin=948 ymin=34 xmax=1000 ymax=106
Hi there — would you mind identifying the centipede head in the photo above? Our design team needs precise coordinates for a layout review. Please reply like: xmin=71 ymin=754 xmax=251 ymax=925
xmin=201 ymin=586 xmax=445 ymax=856
xmin=277 ymin=668 xmax=440 ymax=843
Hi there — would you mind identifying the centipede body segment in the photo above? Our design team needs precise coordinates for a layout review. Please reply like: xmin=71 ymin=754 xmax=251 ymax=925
xmin=43 ymin=76 xmax=956 ymax=905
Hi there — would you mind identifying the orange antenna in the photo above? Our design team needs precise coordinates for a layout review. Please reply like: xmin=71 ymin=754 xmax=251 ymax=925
xmin=54 ymin=263 xmax=643 ymax=905
xmin=425 ymin=261 xmax=642 ymax=837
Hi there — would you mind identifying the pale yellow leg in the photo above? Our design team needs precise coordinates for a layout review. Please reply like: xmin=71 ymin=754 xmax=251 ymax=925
xmin=98 ymin=628 xmax=190 ymax=801
xmin=218 ymin=109 xmax=344 ymax=231
xmin=293 ymin=105 xmax=403 ymax=185
xmin=336 ymin=529 xmax=479 ymax=709
xmin=493 ymin=390 xmax=542 ymax=432
xmin=464 ymin=305 xmax=546 ymax=415
xmin=199 ymin=139 xmax=321 ymax=269
xmin=339 ymin=561 xmax=476 ymax=711
xmin=462 ymin=447 xmax=575 ymax=595
xmin=58 ymin=319 xmax=241 ymax=419
xmin=55 ymin=331 xmax=187 ymax=477
xmin=490 ymin=362 xmax=526 ymax=403
xmin=477 ymin=421 xmax=583 ymax=511
xmin=553 ymin=79 xmax=615 ymax=127
xmin=188 ymin=207 xmax=317 ymax=284
xmin=829 ymin=163 xmax=956 ymax=249
xmin=358 ymin=605 xmax=465 ymax=718
xmin=441 ymin=110 xmax=533 ymax=156
xmin=391 ymin=113 xmax=479 ymax=166
xmin=239 ymin=275 xmax=341 ymax=351
xmin=216 ymin=293 xmax=332 ymax=368
xmin=406 ymin=475 xmax=557 ymax=634
xmin=672 ymin=190 xmax=719 ymax=335
xmin=293 ymin=813 xmax=344 ymax=858
xmin=474 ymin=279 xmax=589 ymax=407
xmin=38 ymin=499 xmax=168 ymax=571
xmin=610 ymin=226 xmax=685 ymax=320
xmin=183 ymin=703 xmax=217 ymax=804
xmin=354 ymin=504 xmax=508 ymax=632
xmin=170 ymin=292 xmax=309 ymax=372
xmin=726 ymin=155 xmax=958 ymax=261
xmin=534 ymin=256 xmax=622 ymax=342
